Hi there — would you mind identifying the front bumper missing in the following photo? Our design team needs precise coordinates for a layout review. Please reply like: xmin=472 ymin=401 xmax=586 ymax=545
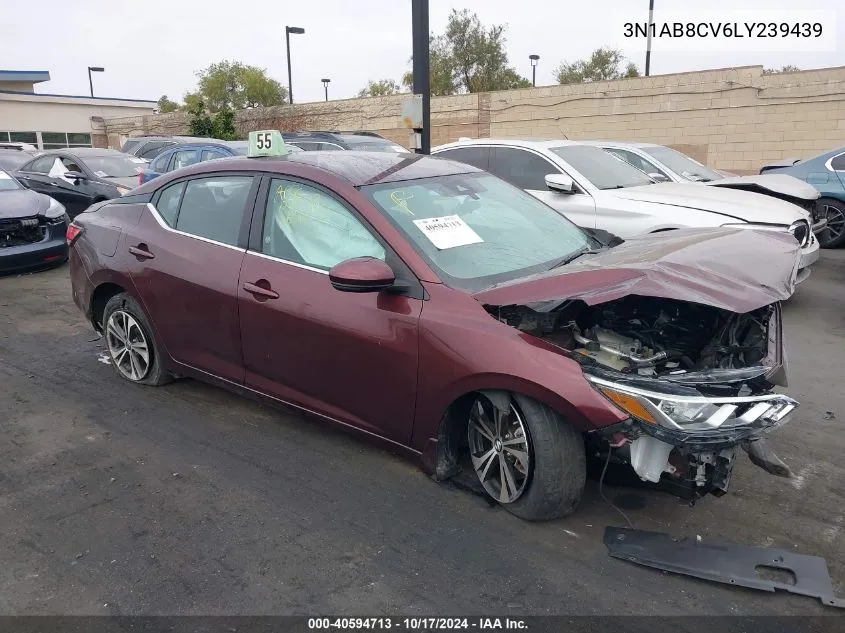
xmin=604 ymin=527 xmax=845 ymax=610
xmin=588 ymin=375 xmax=798 ymax=497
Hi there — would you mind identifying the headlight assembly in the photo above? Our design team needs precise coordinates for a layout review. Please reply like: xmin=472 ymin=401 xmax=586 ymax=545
xmin=41 ymin=196 xmax=67 ymax=219
xmin=588 ymin=376 xmax=797 ymax=433
xmin=721 ymin=221 xmax=810 ymax=247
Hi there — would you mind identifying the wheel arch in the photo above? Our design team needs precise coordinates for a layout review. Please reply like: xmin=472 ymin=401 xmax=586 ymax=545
xmin=420 ymin=373 xmax=618 ymax=481
xmin=90 ymin=282 xmax=127 ymax=331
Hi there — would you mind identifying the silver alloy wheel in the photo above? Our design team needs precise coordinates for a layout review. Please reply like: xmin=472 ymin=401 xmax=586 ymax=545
xmin=467 ymin=396 xmax=531 ymax=504
xmin=105 ymin=310 xmax=151 ymax=381
xmin=818 ymin=203 xmax=845 ymax=246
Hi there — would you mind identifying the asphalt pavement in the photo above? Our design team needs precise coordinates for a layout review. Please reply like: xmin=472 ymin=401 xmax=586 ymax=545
xmin=0 ymin=251 xmax=843 ymax=616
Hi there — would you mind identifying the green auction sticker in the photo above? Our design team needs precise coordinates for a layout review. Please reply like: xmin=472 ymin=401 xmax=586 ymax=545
xmin=248 ymin=130 xmax=291 ymax=157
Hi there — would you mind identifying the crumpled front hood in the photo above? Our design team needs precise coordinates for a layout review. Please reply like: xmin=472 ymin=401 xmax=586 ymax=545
xmin=609 ymin=182 xmax=810 ymax=225
xmin=473 ymin=227 xmax=801 ymax=313
xmin=705 ymin=173 xmax=819 ymax=203
xmin=0 ymin=189 xmax=49 ymax=219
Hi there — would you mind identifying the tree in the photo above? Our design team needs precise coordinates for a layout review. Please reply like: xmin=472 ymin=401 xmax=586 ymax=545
xmin=357 ymin=79 xmax=402 ymax=98
xmin=156 ymin=95 xmax=179 ymax=113
xmin=402 ymin=10 xmax=531 ymax=96
xmin=555 ymin=47 xmax=640 ymax=85
xmin=211 ymin=107 xmax=238 ymax=140
xmin=187 ymin=99 xmax=214 ymax=137
xmin=186 ymin=60 xmax=287 ymax=111
xmin=763 ymin=65 xmax=801 ymax=74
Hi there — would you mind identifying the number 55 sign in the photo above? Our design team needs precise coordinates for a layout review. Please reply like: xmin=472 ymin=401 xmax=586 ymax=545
xmin=248 ymin=130 xmax=291 ymax=157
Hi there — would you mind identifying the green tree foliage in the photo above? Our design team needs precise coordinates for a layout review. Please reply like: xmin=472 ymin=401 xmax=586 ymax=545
xmin=555 ymin=47 xmax=640 ymax=85
xmin=211 ymin=108 xmax=238 ymax=140
xmin=357 ymin=79 xmax=402 ymax=98
xmin=184 ymin=60 xmax=287 ymax=111
xmin=763 ymin=65 xmax=801 ymax=74
xmin=156 ymin=95 xmax=179 ymax=113
xmin=402 ymin=10 xmax=531 ymax=96
xmin=188 ymin=99 xmax=214 ymax=137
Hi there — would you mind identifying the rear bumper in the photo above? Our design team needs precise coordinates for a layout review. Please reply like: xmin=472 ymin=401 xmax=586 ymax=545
xmin=0 ymin=221 xmax=68 ymax=275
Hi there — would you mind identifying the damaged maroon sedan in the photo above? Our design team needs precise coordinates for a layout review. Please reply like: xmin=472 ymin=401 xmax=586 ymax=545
xmin=68 ymin=146 xmax=802 ymax=521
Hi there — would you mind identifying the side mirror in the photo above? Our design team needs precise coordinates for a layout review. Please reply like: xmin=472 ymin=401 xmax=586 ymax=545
xmin=648 ymin=172 xmax=670 ymax=183
xmin=329 ymin=257 xmax=396 ymax=293
xmin=545 ymin=173 xmax=574 ymax=194
xmin=64 ymin=171 xmax=86 ymax=182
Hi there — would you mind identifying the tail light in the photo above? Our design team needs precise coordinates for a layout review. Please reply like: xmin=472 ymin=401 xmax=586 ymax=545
xmin=66 ymin=224 xmax=83 ymax=246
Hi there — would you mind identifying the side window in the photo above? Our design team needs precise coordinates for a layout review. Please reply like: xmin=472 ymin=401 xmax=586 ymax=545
xmin=435 ymin=147 xmax=490 ymax=171
xmin=138 ymin=142 xmax=173 ymax=160
xmin=175 ymin=176 xmax=253 ymax=246
xmin=201 ymin=149 xmax=227 ymax=162
xmin=172 ymin=150 xmax=199 ymax=170
xmin=23 ymin=155 xmax=57 ymax=173
xmin=608 ymin=149 xmax=666 ymax=178
xmin=289 ymin=142 xmax=319 ymax=151
xmin=261 ymin=178 xmax=385 ymax=270
xmin=150 ymin=152 xmax=171 ymax=173
xmin=830 ymin=153 xmax=845 ymax=171
xmin=155 ymin=181 xmax=185 ymax=227
xmin=489 ymin=147 xmax=559 ymax=190
xmin=61 ymin=157 xmax=83 ymax=173
xmin=317 ymin=143 xmax=344 ymax=151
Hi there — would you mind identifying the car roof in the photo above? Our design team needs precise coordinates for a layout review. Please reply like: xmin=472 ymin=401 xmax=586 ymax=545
xmin=134 ymin=151 xmax=479 ymax=191
xmin=434 ymin=137 xmax=582 ymax=151
xmin=62 ymin=148 xmax=129 ymax=158
xmin=574 ymin=140 xmax=661 ymax=150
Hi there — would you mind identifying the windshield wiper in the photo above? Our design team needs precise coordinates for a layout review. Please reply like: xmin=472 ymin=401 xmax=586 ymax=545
xmin=547 ymin=247 xmax=599 ymax=271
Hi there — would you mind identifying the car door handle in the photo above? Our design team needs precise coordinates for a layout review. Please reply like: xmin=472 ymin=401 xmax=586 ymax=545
xmin=242 ymin=281 xmax=279 ymax=300
xmin=128 ymin=244 xmax=155 ymax=259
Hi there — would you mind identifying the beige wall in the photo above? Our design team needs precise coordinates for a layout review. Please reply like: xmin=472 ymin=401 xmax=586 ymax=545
xmin=102 ymin=65 xmax=845 ymax=174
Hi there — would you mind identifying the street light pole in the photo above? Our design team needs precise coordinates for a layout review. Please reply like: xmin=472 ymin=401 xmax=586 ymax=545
xmin=285 ymin=26 xmax=305 ymax=104
xmin=529 ymin=54 xmax=540 ymax=87
xmin=88 ymin=66 xmax=104 ymax=97
xmin=645 ymin=0 xmax=655 ymax=77
xmin=411 ymin=0 xmax=430 ymax=154
xmin=321 ymin=78 xmax=330 ymax=101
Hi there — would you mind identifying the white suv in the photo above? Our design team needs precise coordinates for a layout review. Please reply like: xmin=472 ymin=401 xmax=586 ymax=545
xmin=432 ymin=138 xmax=820 ymax=283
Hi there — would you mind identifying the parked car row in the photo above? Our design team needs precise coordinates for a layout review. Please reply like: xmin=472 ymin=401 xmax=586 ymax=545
xmin=58 ymin=132 xmax=811 ymax=523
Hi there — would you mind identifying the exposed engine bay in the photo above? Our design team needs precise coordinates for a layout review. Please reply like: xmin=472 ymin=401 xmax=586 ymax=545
xmin=0 ymin=217 xmax=45 ymax=248
xmin=486 ymin=295 xmax=795 ymax=503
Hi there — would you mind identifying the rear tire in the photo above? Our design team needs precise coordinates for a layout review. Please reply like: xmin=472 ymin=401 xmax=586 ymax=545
xmin=467 ymin=392 xmax=586 ymax=521
xmin=102 ymin=293 xmax=171 ymax=386
xmin=816 ymin=199 xmax=845 ymax=248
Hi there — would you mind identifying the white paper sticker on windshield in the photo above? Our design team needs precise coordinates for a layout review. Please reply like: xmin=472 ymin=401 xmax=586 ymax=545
xmin=413 ymin=215 xmax=483 ymax=250
xmin=94 ymin=170 xmax=109 ymax=178
xmin=0 ymin=171 xmax=11 ymax=179
xmin=130 ymin=157 xmax=146 ymax=163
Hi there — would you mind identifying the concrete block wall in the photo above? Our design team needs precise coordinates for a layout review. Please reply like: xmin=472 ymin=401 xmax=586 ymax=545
xmin=102 ymin=65 xmax=845 ymax=174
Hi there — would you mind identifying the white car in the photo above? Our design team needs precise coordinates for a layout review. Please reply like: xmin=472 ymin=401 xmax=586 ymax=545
xmin=431 ymin=138 xmax=820 ymax=283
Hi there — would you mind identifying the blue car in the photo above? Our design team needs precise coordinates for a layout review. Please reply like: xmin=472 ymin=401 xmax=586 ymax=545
xmin=761 ymin=147 xmax=845 ymax=248
xmin=139 ymin=141 xmax=249 ymax=185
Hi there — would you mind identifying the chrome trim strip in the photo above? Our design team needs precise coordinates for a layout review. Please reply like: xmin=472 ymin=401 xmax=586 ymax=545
xmin=144 ymin=202 xmax=246 ymax=253
xmin=245 ymin=250 xmax=329 ymax=276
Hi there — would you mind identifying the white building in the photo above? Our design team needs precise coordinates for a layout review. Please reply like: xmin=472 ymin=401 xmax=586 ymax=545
xmin=0 ymin=70 xmax=156 ymax=150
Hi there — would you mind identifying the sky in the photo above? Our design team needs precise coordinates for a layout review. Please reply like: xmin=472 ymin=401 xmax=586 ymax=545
xmin=1 ymin=0 xmax=842 ymax=104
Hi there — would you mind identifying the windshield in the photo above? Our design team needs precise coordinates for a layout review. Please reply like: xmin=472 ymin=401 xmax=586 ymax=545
xmin=82 ymin=155 xmax=146 ymax=178
xmin=362 ymin=172 xmax=593 ymax=292
xmin=642 ymin=146 xmax=722 ymax=182
xmin=0 ymin=169 xmax=23 ymax=191
xmin=549 ymin=145 xmax=654 ymax=189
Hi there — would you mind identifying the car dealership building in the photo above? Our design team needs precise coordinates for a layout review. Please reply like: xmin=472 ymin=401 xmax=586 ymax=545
xmin=0 ymin=70 xmax=156 ymax=150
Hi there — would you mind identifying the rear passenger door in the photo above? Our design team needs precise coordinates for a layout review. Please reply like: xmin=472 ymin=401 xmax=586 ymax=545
xmin=124 ymin=174 xmax=259 ymax=382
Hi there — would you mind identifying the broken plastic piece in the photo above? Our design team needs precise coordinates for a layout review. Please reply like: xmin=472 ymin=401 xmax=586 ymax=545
xmin=604 ymin=527 xmax=845 ymax=609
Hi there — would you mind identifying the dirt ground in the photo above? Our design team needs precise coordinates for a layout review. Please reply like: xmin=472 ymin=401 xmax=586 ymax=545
xmin=0 ymin=251 xmax=843 ymax=616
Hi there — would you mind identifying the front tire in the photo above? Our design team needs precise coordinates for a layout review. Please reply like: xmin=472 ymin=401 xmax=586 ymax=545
xmin=816 ymin=199 xmax=845 ymax=248
xmin=467 ymin=392 xmax=586 ymax=521
xmin=102 ymin=293 xmax=171 ymax=386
